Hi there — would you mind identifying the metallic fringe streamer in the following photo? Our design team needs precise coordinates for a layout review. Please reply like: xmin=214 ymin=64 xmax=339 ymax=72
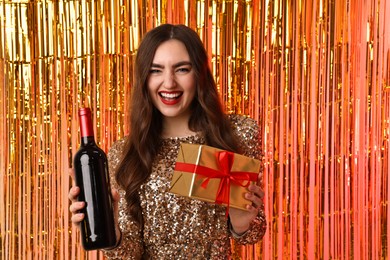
xmin=0 ymin=0 xmax=389 ymax=259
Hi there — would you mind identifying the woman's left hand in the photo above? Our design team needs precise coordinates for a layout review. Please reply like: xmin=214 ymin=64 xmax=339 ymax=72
xmin=228 ymin=174 xmax=265 ymax=235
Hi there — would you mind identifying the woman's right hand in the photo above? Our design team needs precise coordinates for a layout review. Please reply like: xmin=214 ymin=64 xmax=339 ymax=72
xmin=69 ymin=185 xmax=121 ymax=224
xmin=68 ymin=169 xmax=122 ymax=242
xmin=68 ymin=169 xmax=86 ymax=225
xmin=68 ymin=184 xmax=86 ymax=224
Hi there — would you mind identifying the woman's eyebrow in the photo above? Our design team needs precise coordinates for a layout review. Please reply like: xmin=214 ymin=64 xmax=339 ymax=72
xmin=173 ymin=61 xmax=192 ymax=68
xmin=150 ymin=61 xmax=192 ymax=68
xmin=150 ymin=63 xmax=164 ymax=68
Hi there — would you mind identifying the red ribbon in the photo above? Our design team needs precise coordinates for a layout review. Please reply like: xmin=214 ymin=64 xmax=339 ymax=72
xmin=174 ymin=150 xmax=258 ymax=214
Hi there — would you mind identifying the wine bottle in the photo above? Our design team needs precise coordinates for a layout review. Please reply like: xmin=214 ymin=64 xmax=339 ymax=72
xmin=73 ymin=107 xmax=117 ymax=250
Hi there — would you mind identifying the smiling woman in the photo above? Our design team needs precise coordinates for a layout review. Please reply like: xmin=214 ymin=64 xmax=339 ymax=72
xmin=2 ymin=1 xmax=389 ymax=259
xmin=147 ymin=39 xmax=197 ymax=130
xmin=68 ymin=24 xmax=267 ymax=259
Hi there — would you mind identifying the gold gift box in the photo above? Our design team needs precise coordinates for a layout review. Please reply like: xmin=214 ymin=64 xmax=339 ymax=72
xmin=169 ymin=143 xmax=261 ymax=211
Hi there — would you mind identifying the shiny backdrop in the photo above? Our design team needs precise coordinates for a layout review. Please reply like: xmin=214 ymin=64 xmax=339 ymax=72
xmin=1 ymin=0 xmax=389 ymax=259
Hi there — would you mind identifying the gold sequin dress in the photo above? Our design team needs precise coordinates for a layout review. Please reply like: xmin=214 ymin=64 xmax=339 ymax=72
xmin=103 ymin=115 xmax=267 ymax=259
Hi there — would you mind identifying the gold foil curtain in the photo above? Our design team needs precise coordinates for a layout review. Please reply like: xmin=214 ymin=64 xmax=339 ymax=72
xmin=0 ymin=0 xmax=389 ymax=259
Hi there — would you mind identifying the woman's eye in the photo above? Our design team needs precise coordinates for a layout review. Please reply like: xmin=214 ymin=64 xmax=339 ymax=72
xmin=149 ymin=69 xmax=161 ymax=74
xmin=176 ymin=67 xmax=191 ymax=73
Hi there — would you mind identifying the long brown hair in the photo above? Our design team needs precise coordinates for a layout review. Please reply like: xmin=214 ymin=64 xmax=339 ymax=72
xmin=115 ymin=24 xmax=241 ymax=227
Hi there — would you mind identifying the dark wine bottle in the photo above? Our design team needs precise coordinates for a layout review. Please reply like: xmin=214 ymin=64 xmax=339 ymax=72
xmin=73 ymin=107 xmax=117 ymax=250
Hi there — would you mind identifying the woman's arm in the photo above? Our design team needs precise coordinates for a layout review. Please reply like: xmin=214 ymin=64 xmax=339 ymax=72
xmin=227 ymin=115 xmax=267 ymax=244
xmin=102 ymin=139 xmax=144 ymax=259
xmin=102 ymin=189 xmax=144 ymax=259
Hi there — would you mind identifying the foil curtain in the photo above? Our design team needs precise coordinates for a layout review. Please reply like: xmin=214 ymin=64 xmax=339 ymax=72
xmin=1 ymin=0 xmax=389 ymax=259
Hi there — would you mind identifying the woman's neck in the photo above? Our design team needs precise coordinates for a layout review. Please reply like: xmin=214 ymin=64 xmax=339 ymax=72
xmin=161 ymin=115 xmax=196 ymax=138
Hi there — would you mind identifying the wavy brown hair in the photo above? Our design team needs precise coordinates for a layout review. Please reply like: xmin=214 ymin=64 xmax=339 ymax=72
xmin=115 ymin=24 xmax=241 ymax=228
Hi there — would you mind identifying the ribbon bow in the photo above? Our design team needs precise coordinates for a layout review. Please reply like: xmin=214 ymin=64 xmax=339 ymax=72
xmin=200 ymin=151 xmax=253 ymax=209
xmin=174 ymin=149 xmax=257 ymax=215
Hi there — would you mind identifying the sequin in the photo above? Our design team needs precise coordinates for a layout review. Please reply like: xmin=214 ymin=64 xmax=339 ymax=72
xmin=103 ymin=115 xmax=266 ymax=259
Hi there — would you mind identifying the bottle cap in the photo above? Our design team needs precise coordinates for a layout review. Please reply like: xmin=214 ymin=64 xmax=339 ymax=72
xmin=79 ymin=107 xmax=94 ymax=137
xmin=78 ymin=107 xmax=92 ymax=116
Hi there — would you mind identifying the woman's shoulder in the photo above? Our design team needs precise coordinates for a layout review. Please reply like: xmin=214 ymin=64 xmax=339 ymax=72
xmin=227 ymin=114 xmax=261 ymax=158
xmin=227 ymin=114 xmax=259 ymax=132
xmin=106 ymin=137 xmax=128 ymax=190
xmin=107 ymin=137 xmax=128 ymax=172
xmin=108 ymin=137 xmax=127 ymax=157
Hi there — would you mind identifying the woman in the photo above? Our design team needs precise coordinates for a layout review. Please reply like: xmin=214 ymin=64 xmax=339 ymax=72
xmin=69 ymin=24 xmax=266 ymax=259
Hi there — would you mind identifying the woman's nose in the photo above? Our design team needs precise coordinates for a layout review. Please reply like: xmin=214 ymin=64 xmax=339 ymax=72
xmin=162 ymin=71 xmax=176 ymax=88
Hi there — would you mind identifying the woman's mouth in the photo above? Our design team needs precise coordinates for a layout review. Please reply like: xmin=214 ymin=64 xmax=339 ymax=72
xmin=159 ymin=91 xmax=183 ymax=105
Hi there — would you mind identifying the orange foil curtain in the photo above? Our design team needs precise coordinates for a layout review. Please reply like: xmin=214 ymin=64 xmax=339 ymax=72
xmin=0 ymin=0 xmax=389 ymax=259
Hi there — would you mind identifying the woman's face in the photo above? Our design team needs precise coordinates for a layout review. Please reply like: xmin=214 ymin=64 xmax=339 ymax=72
xmin=147 ymin=39 xmax=196 ymax=121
